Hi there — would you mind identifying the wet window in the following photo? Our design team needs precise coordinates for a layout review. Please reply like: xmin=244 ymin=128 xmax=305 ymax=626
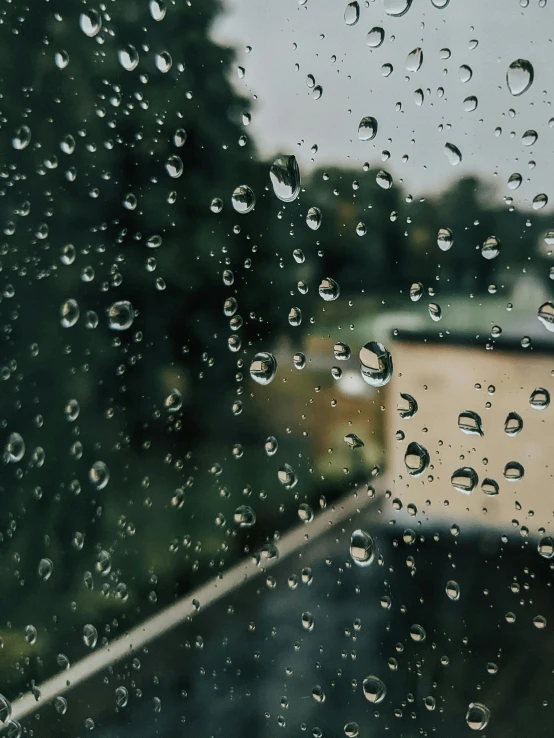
xmin=1 ymin=0 xmax=553 ymax=736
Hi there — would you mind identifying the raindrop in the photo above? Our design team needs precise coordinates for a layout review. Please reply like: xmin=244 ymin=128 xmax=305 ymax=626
xmin=344 ymin=433 xmax=364 ymax=449
xmin=359 ymin=341 xmax=393 ymax=387
xmin=444 ymin=142 xmax=462 ymax=165
xmin=5 ymin=432 xmax=25 ymax=463
xmin=224 ymin=297 xmax=238 ymax=316
xmin=25 ymin=625 xmax=37 ymax=645
xmin=522 ymin=129 xmax=538 ymax=146
xmin=312 ymin=686 xmax=326 ymax=703
xmin=173 ymin=129 xmax=187 ymax=147
xmin=211 ymin=198 xmax=223 ymax=213
xmin=384 ymin=0 xmax=413 ymax=17
xmin=458 ymin=64 xmax=473 ymax=82
xmin=410 ymin=282 xmax=423 ymax=301
xmin=431 ymin=0 xmax=450 ymax=7
xmin=288 ymin=307 xmax=302 ymax=326
xmin=428 ymin=303 xmax=442 ymax=321
xmin=165 ymin=155 xmax=183 ymax=178
xmin=361 ymin=675 xmax=387 ymax=705
xmin=115 ymin=686 xmax=129 ymax=708
xmin=445 ymin=580 xmax=460 ymax=600
xmin=481 ymin=478 xmax=499 ymax=496
xmin=350 ymin=529 xmax=375 ymax=566
xmin=481 ymin=235 xmax=501 ymax=260
xmin=301 ymin=611 xmax=314 ymax=631
xmin=533 ymin=193 xmax=548 ymax=210
xmin=437 ymin=228 xmax=453 ymax=251
xmin=507 ymin=173 xmax=522 ymax=189
xmin=344 ymin=722 xmax=359 ymax=738
xmin=270 ymin=155 xmax=301 ymax=202
xmin=83 ymin=624 xmax=98 ymax=649
xmin=306 ymin=207 xmax=322 ymax=230
xmin=504 ymin=461 xmax=524 ymax=481
xmin=466 ymin=703 xmax=491 ymax=731
xmin=367 ymin=27 xmax=385 ymax=48
xmin=80 ymin=9 xmax=102 ymax=37
xmin=249 ymin=352 xmax=277 ymax=385
xmin=164 ymin=389 xmax=183 ymax=412
xmin=506 ymin=59 xmax=534 ymax=96
xmin=298 ymin=503 xmax=314 ymax=523
xmin=54 ymin=696 xmax=67 ymax=715
xmin=118 ymin=45 xmax=139 ymax=71
xmin=232 ymin=185 xmax=256 ymax=213
xmin=108 ymin=301 xmax=135 ymax=330
xmin=312 ymin=85 xmax=323 ymax=100
xmin=409 ymin=623 xmax=426 ymax=642
xmin=344 ymin=1 xmax=360 ymax=25
xmin=278 ymin=464 xmax=297 ymax=489
xmin=38 ymin=558 xmax=53 ymax=581
xmin=404 ymin=442 xmax=429 ymax=477
xmin=234 ymin=505 xmax=256 ymax=528
xmin=358 ymin=116 xmax=378 ymax=141
xmin=530 ymin=387 xmax=550 ymax=410
xmin=504 ymin=411 xmax=523 ymax=436
xmin=397 ymin=393 xmax=418 ymax=419
xmin=149 ymin=0 xmax=166 ymax=20
xmin=265 ymin=436 xmax=278 ymax=456
xmin=55 ymin=50 xmax=69 ymax=69
xmin=405 ymin=48 xmax=423 ymax=72
xmin=463 ymin=96 xmax=478 ymax=111
xmin=318 ymin=277 xmax=340 ymax=301
xmin=538 ymin=536 xmax=554 ymax=559
xmin=89 ymin=461 xmax=110 ymax=490
xmin=458 ymin=410 xmax=483 ymax=437
xmin=334 ymin=342 xmax=351 ymax=360
xmin=155 ymin=51 xmax=172 ymax=73
xmin=12 ymin=125 xmax=31 ymax=151
xmin=293 ymin=352 xmax=306 ymax=370
xmin=60 ymin=299 xmax=79 ymax=328
xmin=451 ymin=467 xmax=478 ymax=494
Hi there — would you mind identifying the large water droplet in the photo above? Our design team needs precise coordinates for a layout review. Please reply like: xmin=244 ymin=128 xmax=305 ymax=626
xmin=428 ymin=303 xmax=442 ymax=321
xmin=451 ymin=467 xmax=478 ymax=494
xmin=164 ymin=389 xmax=183 ymax=413
xmin=405 ymin=48 xmax=423 ymax=72
xmin=318 ymin=277 xmax=340 ymax=301
xmin=155 ymin=51 xmax=172 ymax=73
xmin=398 ymin=393 xmax=418 ymax=419
xmin=118 ymin=45 xmax=139 ymax=71
xmin=507 ymin=172 xmax=522 ymax=190
xmin=306 ymin=207 xmax=322 ymax=230
xmin=504 ymin=461 xmax=524 ymax=482
xmin=344 ymin=433 xmax=364 ymax=449
xmin=376 ymin=170 xmax=393 ymax=189
xmin=437 ymin=227 xmax=453 ymax=251
xmin=80 ymin=9 xmax=102 ymax=37
xmin=384 ymin=0 xmax=412 ymax=17
xmin=278 ymin=464 xmax=297 ymax=489
xmin=89 ymin=461 xmax=109 ymax=490
xmin=481 ymin=478 xmax=499 ymax=496
xmin=466 ymin=702 xmax=490 ymax=731
xmin=367 ymin=27 xmax=385 ymax=47
xmin=234 ymin=505 xmax=256 ymax=528
xmin=12 ymin=125 xmax=31 ymax=151
xmin=404 ymin=442 xmax=429 ymax=477
xmin=232 ymin=185 xmax=256 ymax=213
xmin=445 ymin=580 xmax=460 ymax=600
xmin=270 ymin=155 xmax=301 ymax=202
xmin=538 ymin=536 xmax=554 ymax=559
xmin=504 ymin=411 xmax=523 ymax=436
xmin=165 ymin=154 xmax=183 ymax=178
xmin=359 ymin=341 xmax=393 ymax=387
xmin=38 ymin=558 xmax=53 ymax=581
xmin=25 ymin=625 xmax=37 ymax=645
xmin=506 ymin=59 xmax=534 ymax=96
xmin=0 ymin=695 xmax=12 ymax=725
xmin=444 ymin=142 xmax=462 ymax=165
xmin=108 ymin=300 xmax=135 ymax=330
xmin=358 ymin=116 xmax=378 ymax=141
xmin=533 ymin=193 xmax=548 ymax=210
xmin=350 ymin=529 xmax=375 ymax=566
xmin=409 ymin=623 xmax=426 ymax=642
xmin=458 ymin=410 xmax=483 ymax=437
xmin=410 ymin=282 xmax=423 ymax=301
xmin=530 ymin=387 xmax=550 ymax=410
xmin=362 ymin=675 xmax=386 ymax=703
xmin=537 ymin=301 xmax=554 ymax=331
xmin=463 ymin=95 xmax=478 ymax=112
xmin=481 ymin=235 xmax=501 ymax=260
xmin=60 ymin=299 xmax=80 ymax=328
xmin=249 ymin=352 xmax=277 ymax=385
xmin=5 ymin=432 xmax=25 ymax=463
xmin=83 ymin=624 xmax=98 ymax=649
xmin=344 ymin=1 xmax=360 ymax=25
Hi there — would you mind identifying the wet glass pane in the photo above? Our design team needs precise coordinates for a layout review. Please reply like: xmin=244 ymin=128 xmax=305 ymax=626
xmin=1 ymin=0 xmax=553 ymax=736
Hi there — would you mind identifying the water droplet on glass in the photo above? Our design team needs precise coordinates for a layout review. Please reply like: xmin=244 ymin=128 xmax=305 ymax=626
xmin=118 ymin=45 xmax=139 ymax=71
xmin=0 ymin=695 xmax=12 ymax=725
xmin=60 ymin=298 xmax=80 ymax=327
xmin=344 ymin=722 xmax=358 ymax=738
xmin=249 ymin=352 xmax=277 ymax=385
xmin=359 ymin=341 xmax=393 ymax=387
xmin=458 ymin=410 xmax=483 ymax=437
xmin=406 ymin=48 xmax=423 ymax=72
xmin=270 ymin=155 xmax=301 ymax=202
xmin=312 ymin=685 xmax=326 ymax=703
xmin=530 ymin=387 xmax=550 ymax=410
xmin=344 ymin=433 xmax=364 ymax=449
xmin=451 ymin=467 xmax=478 ymax=494
xmin=404 ymin=442 xmax=429 ymax=477
xmin=363 ymin=675 xmax=386 ymax=702
xmin=108 ymin=300 xmax=135 ymax=330
xmin=344 ymin=1 xmax=360 ymax=25
xmin=155 ymin=51 xmax=172 ymax=73
xmin=444 ymin=142 xmax=462 ymax=165
xmin=173 ymin=129 xmax=187 ymax=147
xmin=234 ymin=505 xmax=256 ymax=528
xmin=410 ymin=282 xmax=423 ymax=301
xmin=504 ymin=461 xmax=524 ymax=481
xmin=288 ymin=307 xmax=302 ymax=326
xmin=358 ymin=116 xmax=378 ymax=141
xmin=367 ymin=27 xmax=385 ymax=47
xmin=428 ymin=303 xmax=442 ymax=321
xmin=80 ymin=9 xmax=102 ymax=37
xmin=482 ymin=478 xmax=499 ymax=496
xmin=398 ymin=393 xmax=418 ymax=419
xmin=53 ymin=696 xmax=67 ymax=715
xmin=89 ymin=461 xmax=110 ymax=490
xmin=445 ymin=580 xmax=460 ymax=600
xmin=481 ymin=235 xmax=501 ymax=260
xmin=164 ymin=389 xmax=183 ymax=412
xmin=463 ymin=95 xmax=478 ymax=111
xmin=306 ymin=207 xmax=322 ymax=230
xmin=350 ymin=529 xmax=375 ymax=566
xmin=533 ymin=193 xmax=548 ymax=210
xmin=83 ymin=624 xmax=98 ymax=649
xmin=334 ymin=342 xmax=351 ymax=361
xmin=38 ymin=558 xmax=53 ymax=581
xmin=504 ymin=411 xmax=523 ymax=436
xmin=232 ymin=185 xmax=256 ymax=213
xmin=5 ymin=432 xmax=25 ymax=463
xmin=278 ymin=464 xmax=297 ymax=489
xmin=318 ymin=277 xmax=340 ymax=301
xmin=466 ymin=702 xmax=491 ymax=731
xmin=506 ymin=59 xmax=534 ymax=96
xmin=538 ymin=536 xmax=554 ymax=558
xmin=265 ymin=436 xmax=278 ymax=456
xmin=293 ymin=352 xmax=306 ymax=370
xmin=384 ymin=0 xmax=412 ymax=17
xmin=211 ymin=197 xmax=223 ymax=214
xmin=409 ymin=623 xmax=426 ymax=642
xmin=507 ymin=172 xmax=522 ymax=189
xmin=12 ymin=125 xmax=31 ymax=151
xmin=376 ymin=170 xmax=393 ymax=189
xmin=115 ymin=686 xmax=129 ymax=708
xmin=55 ymin=50 xmax=69 ymax=69
xmin=165 ymin=154 xmax=183 ymax=178
xmin=437 ymin=227 xmax=453 ymax=251
xmin=24 ymin=625 xmax=37 ymax=645
xmin=298 ymin=503 xmax=314 ymax=523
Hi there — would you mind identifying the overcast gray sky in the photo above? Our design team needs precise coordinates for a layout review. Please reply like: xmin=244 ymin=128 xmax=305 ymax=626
xmin=213 ymin=0 xmax=554 ymax=211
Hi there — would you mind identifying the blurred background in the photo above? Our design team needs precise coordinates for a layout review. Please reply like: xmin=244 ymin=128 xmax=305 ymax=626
xmin=0 ymin=0 xmax=553 ymax=735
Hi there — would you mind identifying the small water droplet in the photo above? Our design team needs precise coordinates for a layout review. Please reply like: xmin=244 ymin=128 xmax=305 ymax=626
xmin=234 ymin=505 xmax=256 ymax=528
xmin=481 ymin=478 xmax=499 ymax=496
xmin=409 ymin=623 xmax=426 ymax=642
xmin=60 ymin=299 xmax=80 ymax=328
xmin=89 ymin=461 xmax=110 ymax=490
xmin=25 ymin=625 xmax=37 ymax=645
xmin=80 ymin=9 xmax=102 ymax=37
xmin=410 ymin=282 xmax=423 ymax=301
xmin=507 ymin=59 xmax=534 ymax=96
xmin=538 ymin=536 xmax=554 ymax=559
xmin=249 ymin=352 xmax=277 ymax=385
xmin=149 ymin=0 xmax=166 ymax=20
xmin=334 ymin=342 xmax=351 ymax=361
xmin=384 ymin=0 xmax=413 ymax=16
xmin=165 ymin=154 xmax=183 ymax=178
xmin=533 ymin=193 xmax=548 ymax=210
xmin=306 ymin=207 xmax=322 ymax=230
xmin=293 ymin=352 xmax=306 ymax=370
xmin=265 ymin=436 xmax=278 ymax=456
xmin=463 ymin=95 xmax=478 ymax=111
xmin=358 ymin=116 xmax=378 ymax=141
xmin=428 ymin=303 xmax=442 ymax=321
xmin=5 ymin=432 xmax=25 ymax=463
xmin=344 ymin=722 xmax=359 ymax=738
xmin=298 ymin=503 xmax=314 ymax=523
xmin=38 ymin=558 xmax=53 ymax=581
xmin=350 ymin=529 xmax=375 ymax=566
xmin=504 ymin=461 xmax=524 ymax=481
xmin=12 ymin=125 xmax=31 ymax=151
xmin=359 ymin=341 xmax=393 ymax=387
xmin=404 ymin=442 xmax=429 ymax=477
xmin=108 ymin=300 xmax=135 ymax=330
xmin=83 ymin=624 xmax=98 ymax=649
xmin=481 ymin=235 xmax=501 ymax=260
xmin=270 ymin=155 xmax=301 ymax=202
xmin=507 ymin=172 xmax=522 ymax=189
xmin=445 ymin=580 xmax=460 ymax=600
xmin=115 ymin=686 xmax=129 ymax=708
xmin=376 ymin=170 xmax=393 ymax=189
xmin=363 ymin=675 xmax=386 ymax=702
xmin=164 ymin=389 xmax=183 ymax=412
xmin=318 ymin=277 xmax=340 ymax=301
xmin=155 ymin=51 xmax=172 ymax=73
xmin=437 ymin=227 xmax=453 ymax=251
xmin=232 ymin=185 xmax=256 ymax=213
xmin=118 ymin=45 xmax=139 ymax=71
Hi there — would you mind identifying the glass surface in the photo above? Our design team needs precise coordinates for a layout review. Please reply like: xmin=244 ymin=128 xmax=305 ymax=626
xmin=0 ymin=0 xmax=553 ymax=736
